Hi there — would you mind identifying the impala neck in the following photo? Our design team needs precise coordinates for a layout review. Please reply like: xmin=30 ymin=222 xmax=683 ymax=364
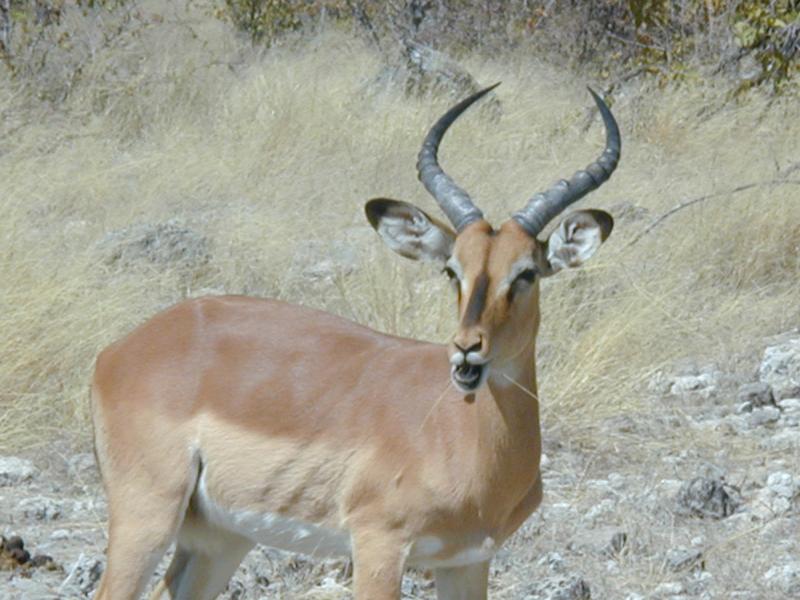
xmin=469 ymin=336 xmax=541 ymax=506
xmin=488 ymin=338 xmax=538 ymax=398
xmin=483 ymin=336 xmax=541 ymax=446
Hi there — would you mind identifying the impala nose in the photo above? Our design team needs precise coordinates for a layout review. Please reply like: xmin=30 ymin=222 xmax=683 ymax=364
xmin=451 ymin=330 xmax=487 ymax=365
xmin=450 ymin=332 xmax=489 ymax=392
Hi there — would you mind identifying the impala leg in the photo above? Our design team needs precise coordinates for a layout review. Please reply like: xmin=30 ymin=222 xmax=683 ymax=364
xmin=150 ymin=535 xmax=253 ymax=600
xmin=93 ymin=450 xmax=198 ymax=599
xmin=93 ymin=497 xmax=186 ymax=600
xmin=434 ymin=561 xmax=490 ymax=600
xmin=149 ymin=546 xmax=190 ymax=600
xmin=351 ymin=529 xmax=407 ymax=600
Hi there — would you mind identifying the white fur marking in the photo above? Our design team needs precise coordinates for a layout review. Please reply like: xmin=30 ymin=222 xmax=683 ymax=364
xmin=194 ymin=468 xmax=351 ymax=558
xmin=408 ymin=535 xmax=497 ymax=568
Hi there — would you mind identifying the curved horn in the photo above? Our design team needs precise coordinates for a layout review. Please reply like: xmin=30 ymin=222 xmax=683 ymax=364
xmin=512 ymin=88 xmax=621 ymax=237
xmin=417 ymin=83 xmax=500 ymax=232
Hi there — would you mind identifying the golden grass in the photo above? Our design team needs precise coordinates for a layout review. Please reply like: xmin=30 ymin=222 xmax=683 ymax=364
xmin=1 ymin=2 xmax=799 ymax=452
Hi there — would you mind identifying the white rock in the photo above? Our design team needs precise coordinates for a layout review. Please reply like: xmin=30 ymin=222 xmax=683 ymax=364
xmin=64 ymin=555 xmax=104 ymax=595
xmin=779 ymin=398 xmax=800 ymax=412
xmin=759 ymin=338 xmax=800 ymax=400
xmin=585 ymin=498 xmax=616 ymax=522
xmin=752 ymin=487 xmax=792 ymax=519
xmin=537 ymin=551 xmax=565 ymax=573
xmin=0 ymin=457 xmax=36 ymax=486
xmin=654 ymin=581 xmax=684 ymax=595
xmin=766 ymin=472 xmax=799 ymax=499
xmin=50 ymin=529 xmax=71 ymax=540
xmin=782 ymin=414 xmax=800 ymax=427
xmin=749 ymin=406 xmax=781 ymax=427
xmin=764 ymin=562 xmax=800 ymax=594
xmin=670 ymin=373 xmax=718 ymax=399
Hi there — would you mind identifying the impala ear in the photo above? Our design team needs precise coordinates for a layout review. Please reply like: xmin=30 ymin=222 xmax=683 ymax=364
xmin=542 ymin=209 xmax=613 ymax=276
xmin=365 ymin=198 xmax=455 ymax=264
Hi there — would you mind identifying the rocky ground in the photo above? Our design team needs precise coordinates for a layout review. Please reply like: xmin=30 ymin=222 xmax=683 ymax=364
xmin=2 ymin=333 xmax=799 ymax=599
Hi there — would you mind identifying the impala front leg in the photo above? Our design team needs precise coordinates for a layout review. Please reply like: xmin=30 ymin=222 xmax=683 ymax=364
xmin=351 ymin=528 xmax=408 ymax=600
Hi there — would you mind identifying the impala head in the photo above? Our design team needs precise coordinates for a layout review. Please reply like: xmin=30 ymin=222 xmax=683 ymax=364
xmin=366 ymin=84 xmax=619 ymax=393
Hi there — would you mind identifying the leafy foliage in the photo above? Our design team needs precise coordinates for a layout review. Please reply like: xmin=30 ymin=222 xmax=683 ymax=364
xmin=733 ymin=0 xmax=799 ymax=90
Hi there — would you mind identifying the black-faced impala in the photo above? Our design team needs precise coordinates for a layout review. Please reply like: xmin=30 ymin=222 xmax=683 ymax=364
xmin=91 ymin=83 xmax=620 ymax=599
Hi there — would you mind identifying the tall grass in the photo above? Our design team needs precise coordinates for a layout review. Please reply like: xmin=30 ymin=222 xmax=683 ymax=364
xmin=1 ymin=1 xmax=799 ymax=452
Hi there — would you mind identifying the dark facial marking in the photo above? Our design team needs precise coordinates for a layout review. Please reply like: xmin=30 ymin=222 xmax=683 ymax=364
xmin=463 ymin=271 xmax=489 ymax=326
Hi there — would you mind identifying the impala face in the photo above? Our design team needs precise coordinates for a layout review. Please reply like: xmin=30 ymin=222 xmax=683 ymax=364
xmin=367 ymin=83 xmax=619 ymax=394
xmin=445 ymin=220 xmax=540 ymax=392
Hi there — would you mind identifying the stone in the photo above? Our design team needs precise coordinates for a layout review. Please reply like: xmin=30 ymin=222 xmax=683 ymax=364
xmin=766 ymin=472 xmax=798 ymax=499
xmin=653 ymin=582 xmax=684 ymax=595
xmin=665 ymin=547 xmax=704 ymax=572
xmin=63 ymin=555 xmax=104 ymax=595
xmin=736 ymin=382 xmax=775 ymax=407
xmin=676 ymin=476 xmax=741 ymax=519
xmin=537 ymin=552 xmax=565 ymax=573
xmin=759 ymin=337 xmax=800 ymax=400
xmin=748 ymin=406 xmax=781 ymax=427
xmin=779 ymin=398 xmax=800 ymax=413
xmin=584 ymin=499 xmax=615 ymax=522
xmin=764 ymin=563 xmax=800 ymax=595
xmin=50 ymin=529 xmax=70 ymax=541
xmin=0 ymin=457 xmax=36 ymax=486
xmin=522 ymin=575 xmax=591 ymax=600
xmin=669 ymin=373 xmax=718 ymax=399
xmin=751 ymin=479 xmax=795 ymax=519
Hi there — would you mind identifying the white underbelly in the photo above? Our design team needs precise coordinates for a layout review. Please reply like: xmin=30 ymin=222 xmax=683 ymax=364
xmin=193 ymin=469 xmax=497 ymax=567
xmin=194 ymin=468 xmax=351 ymax=558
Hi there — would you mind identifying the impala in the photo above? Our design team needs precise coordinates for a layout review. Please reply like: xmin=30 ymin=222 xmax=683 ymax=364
xmin=91 ymin=83 xmax=620 ymax=599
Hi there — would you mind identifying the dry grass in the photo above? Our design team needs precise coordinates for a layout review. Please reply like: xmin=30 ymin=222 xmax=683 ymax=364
xmin=1 ymin=1 xmax=799 ymax=456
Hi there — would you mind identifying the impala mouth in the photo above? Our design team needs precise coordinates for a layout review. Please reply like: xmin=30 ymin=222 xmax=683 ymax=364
xmin=451 ymin=362 xmax=488 ymax=393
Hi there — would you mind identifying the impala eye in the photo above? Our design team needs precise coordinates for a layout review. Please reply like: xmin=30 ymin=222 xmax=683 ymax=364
xmin=515 ymin=269 xmax=537 ymax=285
xmin=508 ymin=268 xmax=537 ymax=301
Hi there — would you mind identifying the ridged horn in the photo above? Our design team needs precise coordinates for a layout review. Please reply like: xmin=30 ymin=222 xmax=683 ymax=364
xmin=512 ymin=88 xmax=621 ymax=237
xmin=417 ymin=83 xmax=500 ymax=232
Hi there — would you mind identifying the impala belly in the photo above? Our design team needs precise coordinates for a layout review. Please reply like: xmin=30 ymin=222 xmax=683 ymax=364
xmin=192 ymin=464 xmax=352 ymax=558
xmin=191 ymin=460 xmax=501 ymax=568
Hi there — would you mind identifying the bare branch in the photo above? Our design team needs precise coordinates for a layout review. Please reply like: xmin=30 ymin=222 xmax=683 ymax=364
xmin=623 ymin=178 xmax=800 ymax=250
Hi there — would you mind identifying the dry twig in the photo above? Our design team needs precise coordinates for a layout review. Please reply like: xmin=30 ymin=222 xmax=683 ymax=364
xmin=624 ymin=178 xmax=800 ymax=249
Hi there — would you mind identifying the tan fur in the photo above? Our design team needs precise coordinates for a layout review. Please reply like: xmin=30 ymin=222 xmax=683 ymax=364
xmin=91 ymin=214 xmax=606 ymax=599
